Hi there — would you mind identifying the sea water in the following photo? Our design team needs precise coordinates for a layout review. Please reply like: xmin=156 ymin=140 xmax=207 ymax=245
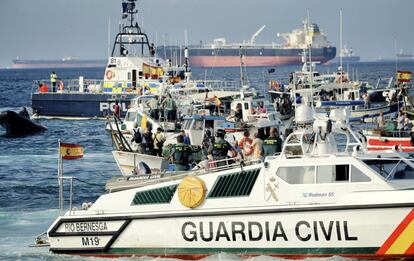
xmin=0 ymin=62 xmax=413 ymax=260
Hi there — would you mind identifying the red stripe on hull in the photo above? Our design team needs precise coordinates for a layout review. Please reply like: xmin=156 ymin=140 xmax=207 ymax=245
xmin=189 ymin=56 xmax=330 ymax=67
xmin=76 ymin=253 xmax=414 ymax=260
xmin=367 ymin=137 xmax=414 ymax=152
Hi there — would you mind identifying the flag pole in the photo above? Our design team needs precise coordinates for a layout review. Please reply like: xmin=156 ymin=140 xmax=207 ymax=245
xmin=58 ymin=139 xmax=64 ymax=216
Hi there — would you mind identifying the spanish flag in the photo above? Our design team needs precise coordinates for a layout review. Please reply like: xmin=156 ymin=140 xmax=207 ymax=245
xmin=397 ymin=71 xmax=412 ymax=82
xmin=60 ymin=142 xmax=84 ymax=160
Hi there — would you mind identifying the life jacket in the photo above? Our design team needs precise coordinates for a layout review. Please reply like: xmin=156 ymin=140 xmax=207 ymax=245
xmin=173 ymin=143 xmax=191 ymax=164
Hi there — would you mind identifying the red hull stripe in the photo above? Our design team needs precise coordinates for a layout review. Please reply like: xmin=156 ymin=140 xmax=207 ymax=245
xmin=189 ymin=56 xmax=329 ymax=67
xmin=60 ymin=142 xmax=82 ymax=148
xmin=377 ymin=208 xmax=414 ymax=254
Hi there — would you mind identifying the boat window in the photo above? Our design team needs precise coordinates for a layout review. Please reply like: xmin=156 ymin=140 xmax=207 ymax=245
xmin=351 ymin=165 xmax=371 ymax=182
xmin=128 ymin=72 xmax=131 ymax=81
xmin=192 ymin=120 xmax=204 ymax=130
xmin=363 ymin=159 xmax=414 ymax=180
xmin=125 ymin=111 xmax=136 ymax=122
xmin=244 ymin=103 xmax=249 ymax=110
xmin=316 ymin=165 xmax=349 ymax=183
xmin=182 ymin=120 xmax=192 ymax=130
xmin=276 ymin=166 xmax=315 ymax=184
xmin=136 ymin=113 xmax=142 ymax=126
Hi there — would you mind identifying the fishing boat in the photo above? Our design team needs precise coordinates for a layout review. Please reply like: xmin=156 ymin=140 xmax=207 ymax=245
xmin=0 ymin=110 xmax=47 ymax=136
xmin=42 ymin=104 xmax=414 ymax=259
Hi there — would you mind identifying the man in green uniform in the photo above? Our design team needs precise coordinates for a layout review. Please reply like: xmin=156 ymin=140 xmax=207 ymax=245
xmin=50 ymin=71 xmax=58 ymax=92
xmin=171 ymin=135 xmax=192 ymax=171
xmin=208 ymin=129 xmax=236 ymax=167
xmin=262 ymin=127 xmax=283 ymax=157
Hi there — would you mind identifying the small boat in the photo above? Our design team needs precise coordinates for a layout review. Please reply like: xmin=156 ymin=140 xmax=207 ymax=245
xmin=0 ymin=110 xmax=47 ymax=136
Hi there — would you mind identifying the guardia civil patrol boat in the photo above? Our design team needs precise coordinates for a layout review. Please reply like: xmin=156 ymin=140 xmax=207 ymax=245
xmin=31 ymin=0 xmax=186 ymax=118
xmin=43 ymin=103 xmax=414 ymax=259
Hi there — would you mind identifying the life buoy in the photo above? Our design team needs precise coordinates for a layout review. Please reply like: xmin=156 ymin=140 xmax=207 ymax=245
xmin=106 ymin=70 xmax=113 ymax=80
xmin=239 ymin=137 xmax=253 ymax=156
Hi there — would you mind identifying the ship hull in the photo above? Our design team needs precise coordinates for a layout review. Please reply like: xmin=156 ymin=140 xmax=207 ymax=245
xmin=31 ymin=93 xmax=134 ymax=118
xmin=48 ymin=206 xmax=414 ymax=259
xmin=158 ymin=46 xmax=336 ymax=67
xmin=12 ymin=60 xmax=106 ymax=69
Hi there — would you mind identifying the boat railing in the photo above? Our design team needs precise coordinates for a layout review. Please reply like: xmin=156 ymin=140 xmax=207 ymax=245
xmin=194 ymin=80 xmax=240 ymax=92
xmin=32 ymin=79 xmax=149 ymax=95
xmin=107 ymin=157 xmax=262 ymax=191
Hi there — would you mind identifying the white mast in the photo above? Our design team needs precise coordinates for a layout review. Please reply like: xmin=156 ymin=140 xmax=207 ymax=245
xmin=107 ymin=16 xmax=111 ymax=57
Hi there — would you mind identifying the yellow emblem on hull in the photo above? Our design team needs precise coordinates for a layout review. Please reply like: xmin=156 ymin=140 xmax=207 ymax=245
xmin=178 ymin=176 xmax=206 ymax=208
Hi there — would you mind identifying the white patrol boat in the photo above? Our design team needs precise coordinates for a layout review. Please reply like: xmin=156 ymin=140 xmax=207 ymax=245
xmin=44 ymin=104 xmax=414 ymax=259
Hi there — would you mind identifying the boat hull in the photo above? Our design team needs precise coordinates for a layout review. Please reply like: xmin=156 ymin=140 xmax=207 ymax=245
xmin=48 ymin=205 xmax=414 ymax=259
xmin=350 ymin=102 xmax=402 ymax=122
xmin=158 ymin=46 xmax=336 ymax=67
xmin=31 ymin=93 xmax=135 ymax=118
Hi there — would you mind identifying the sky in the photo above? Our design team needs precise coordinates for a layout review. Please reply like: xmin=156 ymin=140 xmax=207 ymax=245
xmin=0 ymin=0 xmax=413 ymax=67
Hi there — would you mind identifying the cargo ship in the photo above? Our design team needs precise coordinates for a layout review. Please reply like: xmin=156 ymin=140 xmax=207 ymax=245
xmin=11 ymin=57 xmax=106 ymax=69
xmin=157 ymin=21 xmax=336 ymax=67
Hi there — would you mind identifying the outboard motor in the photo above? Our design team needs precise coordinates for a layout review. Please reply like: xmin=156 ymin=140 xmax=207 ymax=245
xmin=136 ymin=162 xmax=151 ymax=175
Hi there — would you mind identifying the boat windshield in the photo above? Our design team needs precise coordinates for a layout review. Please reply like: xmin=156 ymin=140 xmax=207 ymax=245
xmin=363 ymin=159 xmax=414 ymax=180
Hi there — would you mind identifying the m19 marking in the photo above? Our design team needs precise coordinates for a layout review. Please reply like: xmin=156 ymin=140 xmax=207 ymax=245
xmin=81 ymin=237 xmax=100 ymax=246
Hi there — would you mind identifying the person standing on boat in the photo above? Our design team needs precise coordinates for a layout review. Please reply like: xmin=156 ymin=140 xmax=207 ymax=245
xmin=50 ymin=71 xmax=58 ymax=92
xmin=250 ymin=133 xmax=264 ymax=161
xmin=397 ymin=111 xmax=405 ymax=134
xmin=114 ymin=100 xmax=121 ymax=120
xmin=234 ymin=103 xmax=243 ymax=122
xmin=202 ymin=129 xmax=214 ymax=157
xmin=179 ymin=130 xmax=191 ymax=145
xmin=153 ymin=127 xmax=166 ymax=157
xmin=147 ymin=97 xmax=159 ymax=120
xmin=142 ymin=127 xmax=154 ymax=155
xmin=377 ymin=112 xmax=385 ymax=129
xmin=161 ymin=94 xmax=177 ymax=122
xmin=208 ymin=129 xmax=237 ymax=167
xmin=171 ymin=135 xmax=192 ymax=171
xmin=262 ymin=127 xmax=283 ymax=157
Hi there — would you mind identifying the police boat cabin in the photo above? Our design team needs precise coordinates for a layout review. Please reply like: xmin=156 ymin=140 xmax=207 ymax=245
xmin=45 ymin=102 xmax=414 ymax=259
xmin=31 ymin=0 xmax=189 ymax=119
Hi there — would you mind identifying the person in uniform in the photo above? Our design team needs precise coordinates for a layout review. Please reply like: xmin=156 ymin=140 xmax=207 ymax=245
xmin=171 ymin=135 xmax=192 ymax=171
xmin=50 ymin=71 xmax=58 ymax=92
xmin=262 ymin=127 xmax=283 ymax=157
xmin=208 ymin=129 xmax=237 ymax=167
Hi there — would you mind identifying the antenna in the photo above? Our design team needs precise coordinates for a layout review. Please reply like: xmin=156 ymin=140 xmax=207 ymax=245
xmin=107 ymin=16 xmax=111 ymax=57
xmin=394 ymin=37 xmax=398 ymax=81
xmin=339 ymin=9 xmax=343 ymax=98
